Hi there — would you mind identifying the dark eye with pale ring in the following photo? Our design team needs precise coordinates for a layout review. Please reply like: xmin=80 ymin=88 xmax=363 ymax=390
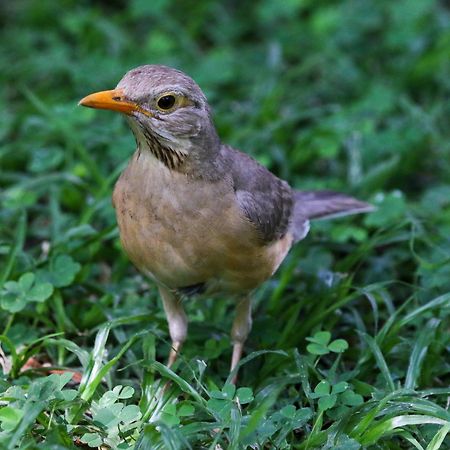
xmin=157 ymin=95 xmax=176 ymax=110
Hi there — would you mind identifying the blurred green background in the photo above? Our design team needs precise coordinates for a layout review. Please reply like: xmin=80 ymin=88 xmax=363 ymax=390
xmin=3 ymin=0 xmax=449 ymax=191
xmin=0 ymin=0 xmax=450 ymax=448
xmin=2 ymin=0 xmax=449 ymax=300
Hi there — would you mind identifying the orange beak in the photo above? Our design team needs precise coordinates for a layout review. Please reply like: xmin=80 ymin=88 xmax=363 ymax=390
xmin=78 ymin=89 xmax=151 ymax=116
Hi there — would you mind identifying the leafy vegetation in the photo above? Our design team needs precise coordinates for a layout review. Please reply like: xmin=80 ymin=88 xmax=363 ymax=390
xmin=0 ymin=0 xmax=449 ymax=448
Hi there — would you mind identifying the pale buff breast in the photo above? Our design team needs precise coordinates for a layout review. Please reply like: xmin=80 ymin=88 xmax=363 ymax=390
xmin=112 ymin=150 xmax=293 ymax=293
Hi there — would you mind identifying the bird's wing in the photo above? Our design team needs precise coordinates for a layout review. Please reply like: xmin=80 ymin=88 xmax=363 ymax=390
xmin=223 ymin=146 xmax=297 ymax=243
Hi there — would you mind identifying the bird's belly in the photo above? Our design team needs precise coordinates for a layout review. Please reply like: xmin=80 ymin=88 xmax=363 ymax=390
xmin=112 ymin=154 xmax=292 ymax=294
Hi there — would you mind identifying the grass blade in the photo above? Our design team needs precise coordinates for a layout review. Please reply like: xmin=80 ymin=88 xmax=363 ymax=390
xmin=426 ymin=424 xmax=450 ymax=450
xmin=359 ymin=332 xmax=395 ymax=392
xmin=361 ymin=415 xmax=450 ymax=446
xmin=0 ymin=210 xmax=26 ymax=287
xmin=148 ymin=361 xmax=205 ymax=405
xmin=225 ymin=350 xmax=288 ymax=386
xmin=405 ymin=318 xmax=440 ymax=389
xmin=399 ymin=293 xmax=450 ymax=328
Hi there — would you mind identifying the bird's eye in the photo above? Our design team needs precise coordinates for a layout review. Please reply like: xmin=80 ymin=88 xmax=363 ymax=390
xmin=157 ymin=95 xmax=176 ymax=110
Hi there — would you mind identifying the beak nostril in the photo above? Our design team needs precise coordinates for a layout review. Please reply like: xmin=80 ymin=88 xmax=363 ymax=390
xmin=79 ymin=90 xmax=136 ymax=114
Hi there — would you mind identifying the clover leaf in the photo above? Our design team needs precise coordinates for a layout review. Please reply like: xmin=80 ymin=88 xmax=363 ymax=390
xmin=306 ymin=331 xmax=349 ymax=355
xmin=37 ymin=254 xmax=81 ymax=288
xmin=270 ymin=406 xmax=313 ymax=432
xmin=80 ymin=433 xmax=103 ymax=448
xmin=236 ymin=387 xmax=254 ymax=404
xmin=98 ymin=385 xmax=134 ymax=408
xmin=328 ymin=339 xmax=349 ymax=353
xmin=310 ymin=380 xmax=337 ymax=411
xmin=340 ymin=389 xmax=364 ymax=407
xmin=207 ymin=384 xmax=254 ymax=420
xmin=0 ymin=406 xmax=24 ymax=431
xmin=82 ymin=385 xmax=142 ymax=447
xmin=311 ymin=379 xmax=363 ymax=413
xmin=0 ymin=272 xmax=53 ymax=313
xmin=160 ymin=402 xmax=194 ymax=427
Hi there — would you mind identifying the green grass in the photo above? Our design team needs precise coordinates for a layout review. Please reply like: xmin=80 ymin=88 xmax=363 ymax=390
xmin=1 ymin=0 xmax=450 ymax=448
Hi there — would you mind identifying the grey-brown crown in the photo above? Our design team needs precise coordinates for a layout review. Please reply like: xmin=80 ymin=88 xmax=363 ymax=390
xmin=116 ymin=65 xmax=208 ymax=107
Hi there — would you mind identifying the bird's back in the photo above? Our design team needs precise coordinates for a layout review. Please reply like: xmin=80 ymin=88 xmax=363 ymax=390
xmin=221 ymin=145 xmax=372 ymax=244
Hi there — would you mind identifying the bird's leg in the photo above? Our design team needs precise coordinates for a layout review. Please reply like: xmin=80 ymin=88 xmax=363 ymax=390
xmin=230 ymin=296 xmax=252 ymax=382
xmin=158 ymin=286 xmax=187 ymax=367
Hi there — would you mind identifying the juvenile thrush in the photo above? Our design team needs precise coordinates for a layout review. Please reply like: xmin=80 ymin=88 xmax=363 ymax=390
xmin=79 ymin=65 xmax=372 ymax=375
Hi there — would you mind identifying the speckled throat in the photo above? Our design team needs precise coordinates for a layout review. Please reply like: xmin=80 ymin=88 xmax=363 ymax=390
xmin=134 ymin=121 xmax=187 ymax=170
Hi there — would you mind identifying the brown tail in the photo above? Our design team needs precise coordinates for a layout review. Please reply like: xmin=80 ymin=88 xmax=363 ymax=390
xmin=291 ymin=190 xmax=373 ymax=242
xmin=295 ymin=191 xmax=374 ymax=220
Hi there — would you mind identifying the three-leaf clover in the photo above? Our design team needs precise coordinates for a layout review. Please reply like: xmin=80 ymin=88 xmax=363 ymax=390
xmin=249 ymin=406 xmax=312 ymax=445
xmin=306 ymin=331 xmax=348 ymax=356
xmin=278 ymin=405 xmax=313 ymax=428
xmin=0 ymin=272 xmax=53 ymax=313
xmin=81 ymin=385 xmax=142 ymax=448
xmin=97 ymin=385 xmax=134 ymax=408
xmin=207 ymin=384 xmax=254 ymax=420
xmin=37 ymin=254 xmax=81 ymax=288
xmin=310 ymin=380 xmax=348 ymax=411
xmin=311 ymin=380 xmax=363 ymax=412
xmin=160 ymin=402 xmax=195 ymax=426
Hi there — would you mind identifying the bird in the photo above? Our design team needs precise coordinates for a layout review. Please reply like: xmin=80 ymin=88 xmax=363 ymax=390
xmin=79 ymin=65 xmax=372 ymax=378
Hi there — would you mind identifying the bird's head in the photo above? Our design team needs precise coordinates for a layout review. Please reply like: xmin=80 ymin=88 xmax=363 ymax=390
xmin=79 ymin=65 xmax=220 ymax=171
